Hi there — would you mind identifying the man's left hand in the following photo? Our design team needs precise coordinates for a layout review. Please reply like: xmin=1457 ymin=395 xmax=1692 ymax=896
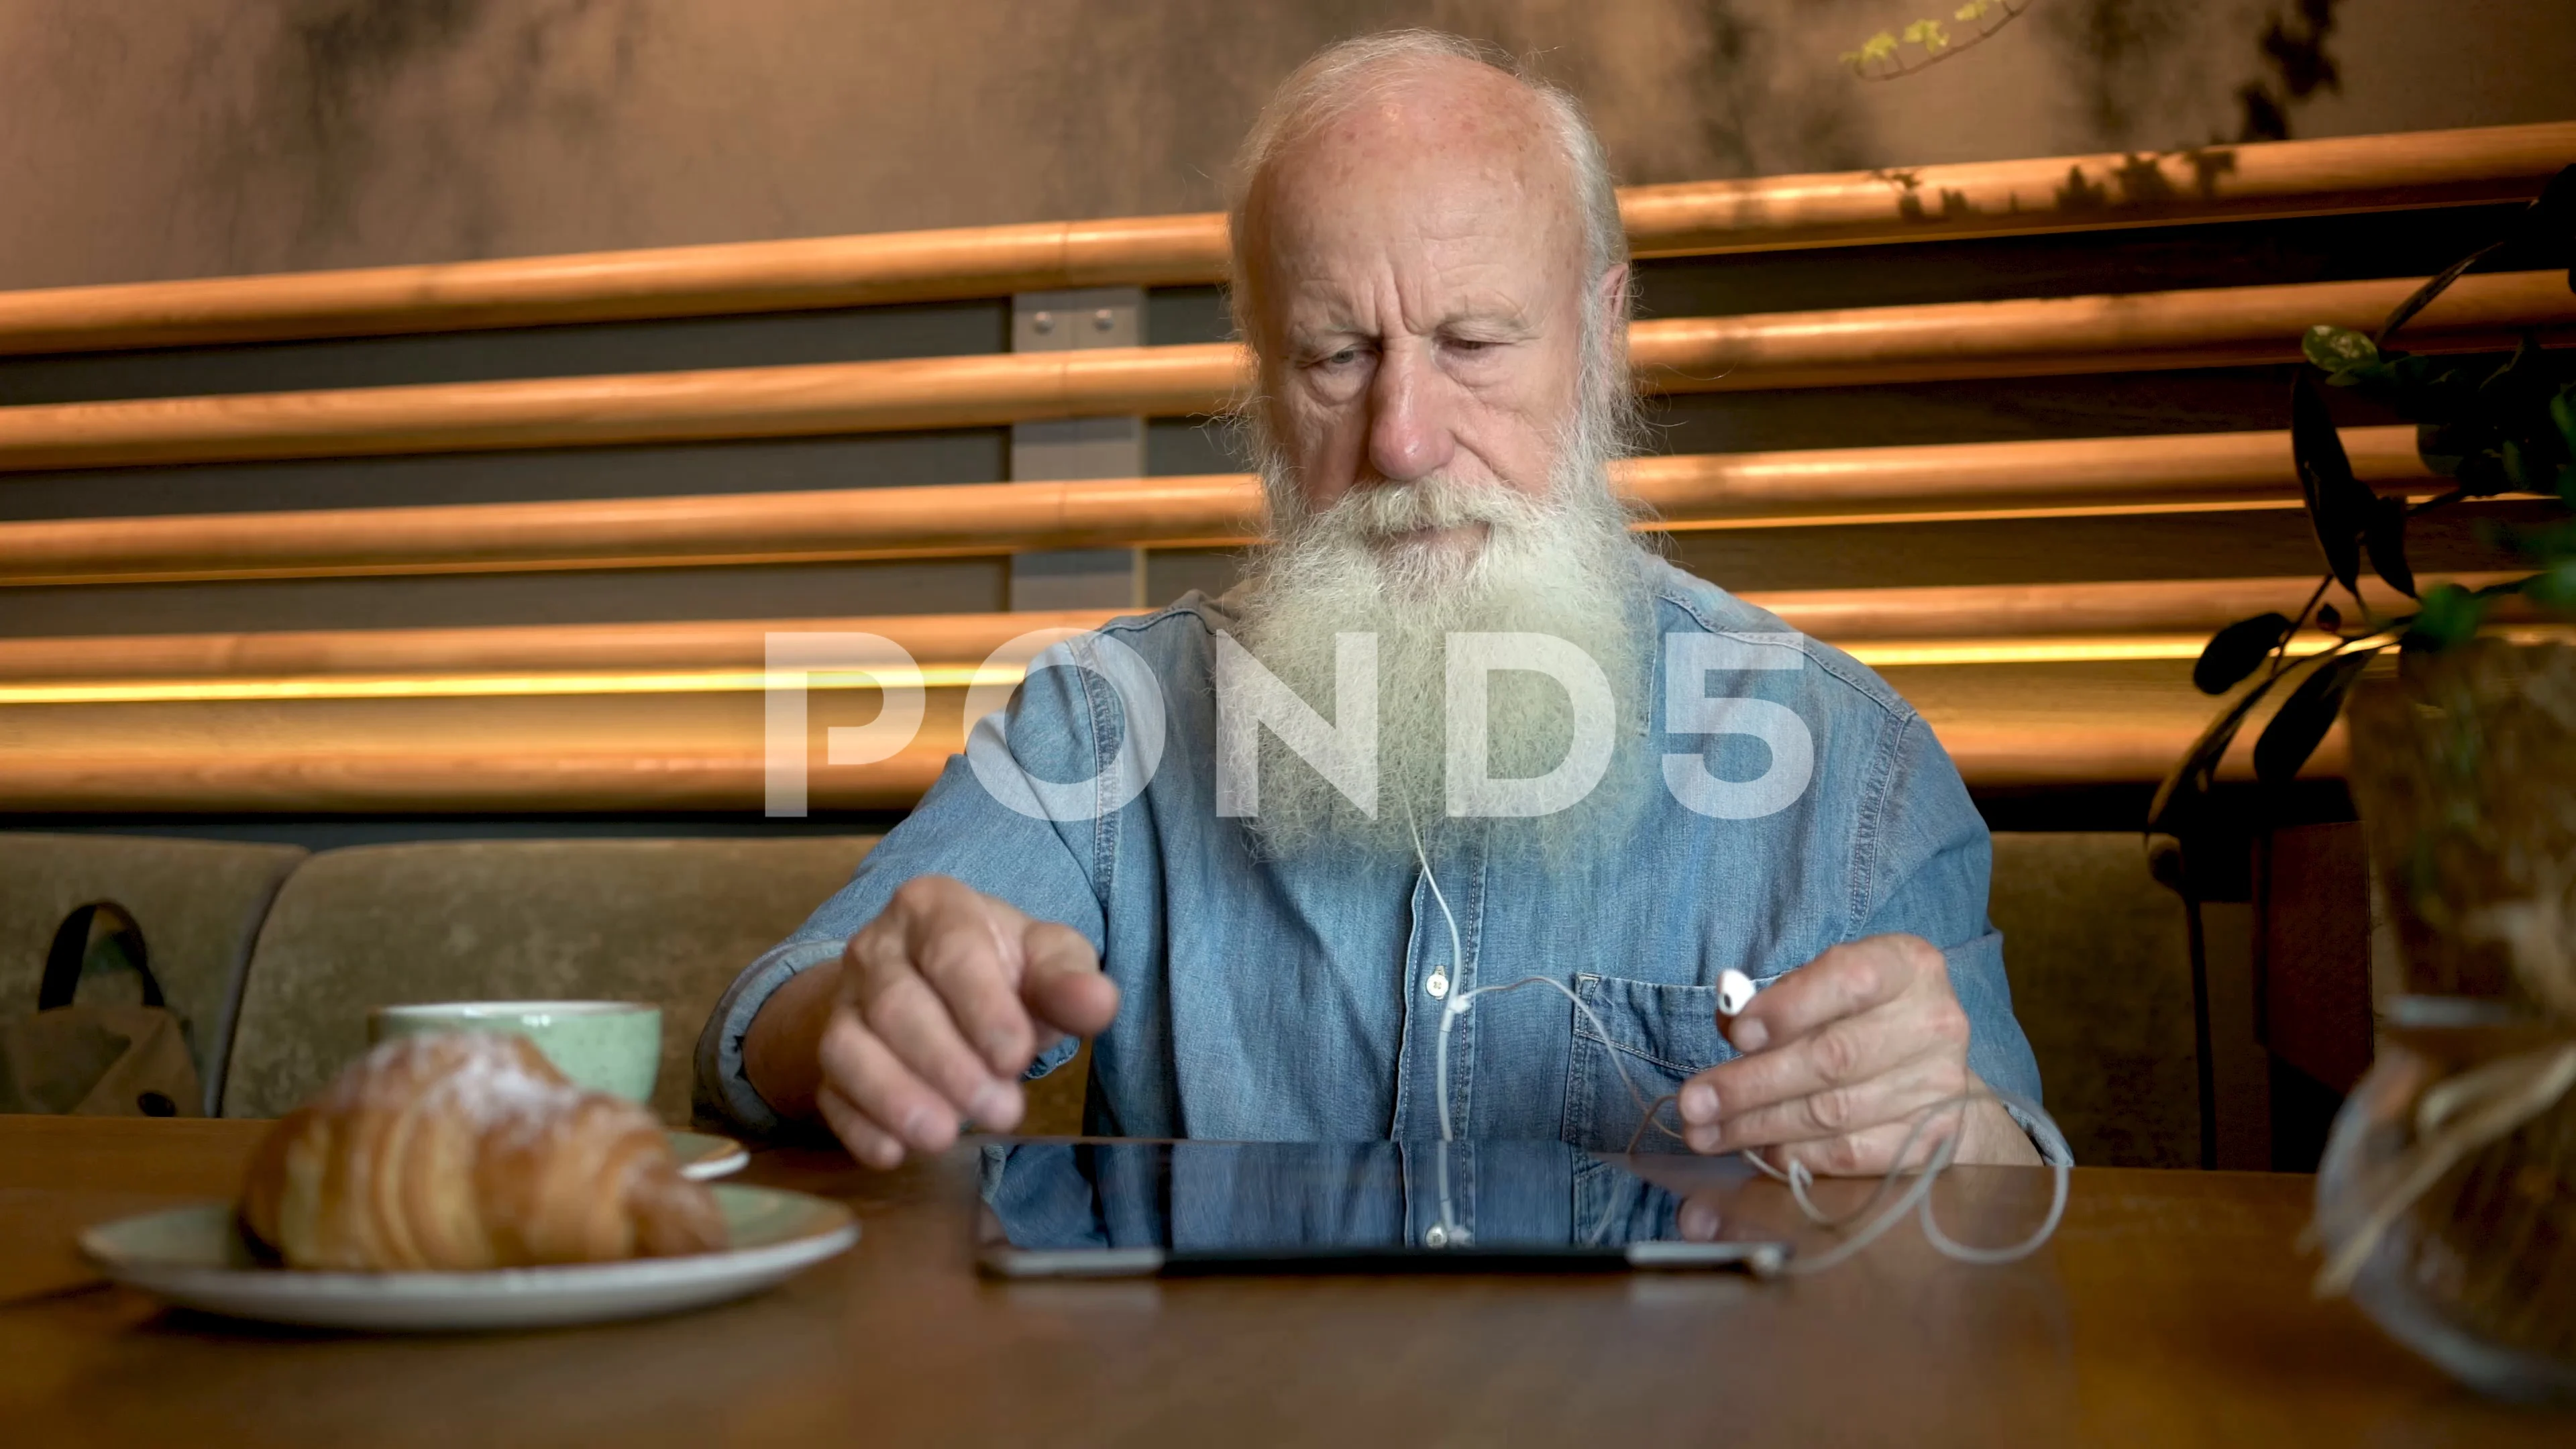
xmin=1675 ymin=934 xmax=2040 ymax=1174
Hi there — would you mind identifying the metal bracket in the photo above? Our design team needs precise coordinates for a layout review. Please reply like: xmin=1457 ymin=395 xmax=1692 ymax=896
xmin=1010 ymin=287 xmax=1145 ymax=612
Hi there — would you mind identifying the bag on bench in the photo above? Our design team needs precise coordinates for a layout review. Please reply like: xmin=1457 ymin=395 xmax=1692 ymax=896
xmin=0 ymin=901 xmax=201 ymax=1116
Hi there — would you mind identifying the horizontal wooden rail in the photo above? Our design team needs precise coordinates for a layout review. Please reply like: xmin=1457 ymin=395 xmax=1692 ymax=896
xmin=0 ymin=123 xmax=2564 ymax=356
xmin=0 ymin=575 xmax=2508 ymax=690
xmin=0 ymin=272 xmax=2567 ymax=476
xmin=0 ymin=744 xmax=959 ymax=813
xmin=0 ymin=428 xmax=2446 ymax=586
xmin=0 ymin=344 xmax=1241 ymax=474
xmin=0 ymin=610 xmax=1121 ymax=684
xmin=0 ymin=720 xmax=2343 ymax=812
xmin=1615 ymin=123 xmax=2574 ymax=258
xmin=0 ymin=478 xmax=1266 ymax=585
xmin=2 ymin=578 xmax=2487 ymax=807
xmin=1623 ymin=270 xmax=2576 ymax=393
xmin=1615 ymin=425 xmax=2442 ymax=527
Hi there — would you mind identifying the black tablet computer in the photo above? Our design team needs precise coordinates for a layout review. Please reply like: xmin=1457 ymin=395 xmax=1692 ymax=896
xmin=975 ymin=1139 xmax=1790 ymax=1277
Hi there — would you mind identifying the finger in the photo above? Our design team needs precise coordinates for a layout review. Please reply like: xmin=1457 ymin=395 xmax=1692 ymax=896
xmin=816 ymin=1083 xmax=906 ymax=1170
xmin=1726 ymin=934 xmax=1939 ymax=1053
xmin=817 ymin=1009 xmax=962 ymax=1153
xmin=1686 ymin=1053 xmax=1969 ymax=1155
xmin=1682 ymin=1002 xmax=1921 ymax=1123
xmin=861 ymin=970 xmax=1026 ymax=1132
xmin=1676 ymin=1193 xmax=1724 ymax=1242
xmin=894 ymin=879 xmax=1040 ymax=1075
xmin=1021 ymin=920 xmax=1117 ymax=1040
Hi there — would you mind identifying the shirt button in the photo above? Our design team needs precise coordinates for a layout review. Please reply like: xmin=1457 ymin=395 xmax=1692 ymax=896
xmin=1426 ymin=974 xmax=1449 ymax=999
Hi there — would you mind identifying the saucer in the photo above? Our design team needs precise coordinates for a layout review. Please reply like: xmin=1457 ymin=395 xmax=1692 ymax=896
xmin=80 ymin=1184 xmax=857 ymax=1332
xmin=667 ymin=1130 xmax=749 ymax=1181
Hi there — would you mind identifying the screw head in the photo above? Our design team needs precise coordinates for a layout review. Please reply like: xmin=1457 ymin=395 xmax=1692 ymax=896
xmin=1091 ymin=308 xmax=1116 ymax=331
xmin=1032 ymin=311 xmax=1056 ymax=334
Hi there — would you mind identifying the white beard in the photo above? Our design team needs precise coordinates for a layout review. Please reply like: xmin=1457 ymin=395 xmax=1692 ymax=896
xmin=1227 ymin=441 xmax=1656 ymax=862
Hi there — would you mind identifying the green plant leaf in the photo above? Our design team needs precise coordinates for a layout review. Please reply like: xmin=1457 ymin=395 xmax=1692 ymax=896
xmin=2526 ymin=560 xmax=2576 ymax=614
xmin=2253 ymin=648 xmax=2379 ymax=786
xmin=2481 ymin=333 xmax=2551 ymax=413
xmin=2503 ymin=437 xmax=2532 ymax=491
xmin=2406 ymin=583 xmax=2487 ymax=651
xmin=2294 ymin=373 xmax=2367 ymax=595
xmin=2528 ymin=163 xmax=2576 ymax=247
xmin=2416 ymin=419 xmax=2471 ymax=478
xmin=2363 ymin=495 xmax=2417 ymax=598
xmin=2302 ymin=325 xmax=2378 ymax=373
xmin=2193 ymin=612 xmax=2298 ymax=695
xmin=2382 ymin=165 xmax=2576 ymax=347
xmin=2377 ymin=240 xmax=2503 ymax=349
xmin=2148 ymin=653 xmax=2325 ymax=836
xmin=2455 ymin=448 xmax=2512 ymax=498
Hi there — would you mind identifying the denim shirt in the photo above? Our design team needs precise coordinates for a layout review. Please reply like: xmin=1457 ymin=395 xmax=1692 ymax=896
xmin=697 ymin=559 xmax=2057 ymax=1159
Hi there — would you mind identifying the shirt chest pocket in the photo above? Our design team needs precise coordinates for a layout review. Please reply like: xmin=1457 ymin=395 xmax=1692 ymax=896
xmin=1562 ymin=973 xmax=1748 ymax=1153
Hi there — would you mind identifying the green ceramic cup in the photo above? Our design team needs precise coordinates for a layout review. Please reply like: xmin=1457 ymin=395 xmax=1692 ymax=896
xmin=366 ymin=1001 xmax=661 ymax=1104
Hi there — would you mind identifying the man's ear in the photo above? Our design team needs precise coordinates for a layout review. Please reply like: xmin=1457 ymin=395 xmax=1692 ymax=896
xmin=1593 ymin=262 xmax=1631 ymax=359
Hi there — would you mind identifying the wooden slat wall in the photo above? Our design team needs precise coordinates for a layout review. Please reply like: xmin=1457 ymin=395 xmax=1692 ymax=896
xmin=0 ymin=123 xmax=2567 ymax=818
xmin=5 ymin=122 xmax=2565 ymax=355
xmin=0 ymin=273 xmax=2567 ymax=475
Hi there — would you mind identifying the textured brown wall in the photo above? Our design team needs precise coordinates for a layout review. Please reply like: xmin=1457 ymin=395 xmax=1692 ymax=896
xmin=1 ymin=0 xmax=2572 ymax=290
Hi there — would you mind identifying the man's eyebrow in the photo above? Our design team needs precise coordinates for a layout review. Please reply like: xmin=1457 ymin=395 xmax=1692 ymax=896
xmin=1288 ymin=304 xmax=1539 ymax=345
xmin=1283 ymin=324 xmax=1371 ymax=356
xmin=1440 ymin=308 xmax=1538 ymax=337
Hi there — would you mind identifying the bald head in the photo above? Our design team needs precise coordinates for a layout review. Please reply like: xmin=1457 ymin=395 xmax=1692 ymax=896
xmin=1235 ymin=48 xmax=1595 ymax=350
xmin=1230 ymin=35 xmax=1625 ymax=364
xmin=1224 ymin=32 xmax=1633 ymax=537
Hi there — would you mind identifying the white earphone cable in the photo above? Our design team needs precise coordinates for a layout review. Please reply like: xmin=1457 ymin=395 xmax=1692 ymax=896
xmin=1405 ymin=808 xmax=2070 ymax=1271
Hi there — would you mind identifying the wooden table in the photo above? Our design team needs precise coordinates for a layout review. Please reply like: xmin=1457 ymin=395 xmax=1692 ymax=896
xmin=1 ymin=1116 xmax=2565 ymax=1446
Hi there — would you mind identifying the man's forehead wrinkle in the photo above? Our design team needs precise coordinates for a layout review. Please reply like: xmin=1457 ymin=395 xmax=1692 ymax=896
xmin=1262 ymin=144 xmax=1566 ymax=264
xmin=1282 ymin=266 xmax=1534 ymax=342
xmin=1262 ymin=123 xmax=1577 ymax=273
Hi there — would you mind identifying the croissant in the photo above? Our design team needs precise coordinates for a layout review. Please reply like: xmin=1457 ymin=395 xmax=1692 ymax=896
xmin=240 ymin=1031 xmax=729 ymax=1271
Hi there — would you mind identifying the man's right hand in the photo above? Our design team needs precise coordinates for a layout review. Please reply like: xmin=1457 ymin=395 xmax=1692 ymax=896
xmin=743 ymin=875 xmax=1119 ymax=1169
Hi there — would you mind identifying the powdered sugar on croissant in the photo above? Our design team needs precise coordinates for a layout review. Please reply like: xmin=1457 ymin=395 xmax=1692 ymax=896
xmin=241 ymin=1032 xmax=729 ymax=1271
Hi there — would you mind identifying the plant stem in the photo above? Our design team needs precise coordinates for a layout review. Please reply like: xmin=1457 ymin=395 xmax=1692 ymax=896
xmin=2268 ymin=574 xmax=2338 ymax=680
xmin=1855 ymin=2 xmax=2031 ymax=81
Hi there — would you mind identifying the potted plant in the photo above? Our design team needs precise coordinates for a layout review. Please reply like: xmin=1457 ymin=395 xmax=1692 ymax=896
xmin=2152 ymin=166 xmax=2576 ymax=1399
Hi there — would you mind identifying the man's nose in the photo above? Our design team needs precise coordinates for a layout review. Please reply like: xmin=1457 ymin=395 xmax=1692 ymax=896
xmin=1364 ymin=341 xmax=1456 ymax=484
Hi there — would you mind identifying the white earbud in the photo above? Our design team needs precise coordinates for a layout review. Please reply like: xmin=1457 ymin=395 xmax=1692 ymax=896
xmin=1717 ymin=968 xmax=1758 ymax=1018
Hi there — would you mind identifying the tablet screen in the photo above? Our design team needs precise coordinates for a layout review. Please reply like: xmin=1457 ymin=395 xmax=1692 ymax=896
xmin=976 ymin=1140 xmax=1786 ymax=1275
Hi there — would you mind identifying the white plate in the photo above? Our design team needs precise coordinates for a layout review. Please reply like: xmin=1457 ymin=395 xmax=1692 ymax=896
xmin=79 ymin=1184 xmax=857 ymax=1332
xmin=667 ymin=1130 xmax=749 ymax=1181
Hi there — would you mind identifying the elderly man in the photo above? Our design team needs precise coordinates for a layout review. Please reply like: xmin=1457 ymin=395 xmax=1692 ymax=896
xmin=697 ymin=32 xmax=2054 ymax=1174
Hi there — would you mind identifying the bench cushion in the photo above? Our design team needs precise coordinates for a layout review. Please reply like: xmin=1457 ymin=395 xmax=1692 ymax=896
xmin=1990 ymin=832 xmax=2200 ymax=1168
xmin=223 ymin=837 xmax=876 ymax=1122
xmin=0 ymin=833 xmax=307 ymax=1116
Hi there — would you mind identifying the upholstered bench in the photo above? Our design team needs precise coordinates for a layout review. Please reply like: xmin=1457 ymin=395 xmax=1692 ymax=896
xmin=3 ymin=830 xmax=2195 ymax=1163
xmin=0 ymin=833 xmax=307 ymax=1117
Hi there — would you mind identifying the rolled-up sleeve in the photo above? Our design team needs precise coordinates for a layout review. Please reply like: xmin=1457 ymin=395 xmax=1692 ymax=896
xmin=694 ymin=641 xmax=1121 ymax=1134
xmin=1856 ymin=715 xmax=2070 ymax=1166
